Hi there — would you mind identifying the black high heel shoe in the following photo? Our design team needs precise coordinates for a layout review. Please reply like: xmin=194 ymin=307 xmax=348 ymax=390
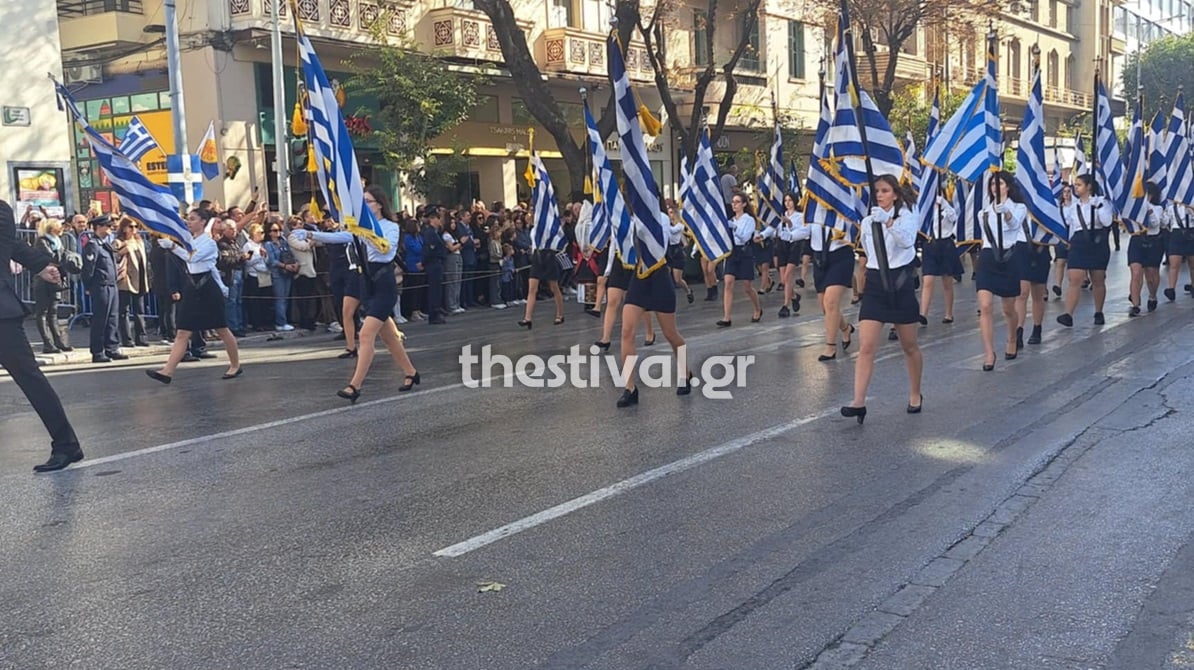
xmin=907 ymin=394 xmax=923 ymax=414
xmin=616 ymin=387 xmax=639 ymax=408
xmin=554 ymin=316 xmax=565 ymax=325
xmin=338 ymin=349 xmax=358 ymax=359
xmin=594 ymin=340 xmax=611 ymax=351
xmin=518 ymin=319 xmax=533 ymax=329
xmin=841 ymin=324 xmax=855 ymax=350
xmin=751 ymin=311 xmax=763 ymax=323
xmin=677 ymin=372 xmax=693 ymax=396
xmin=643 ymin=337 xmax=656 ymax=346
xmin=1004 ymin=350 xmax=1018 ymax=361
xmin=818 ymin=344 xmax=837 ymax=362
xmin=399 ymin=371 xmax=421 ymax=392
xmin=982 ymin=355 xmax=996 ymax=372
xmin=337 ymin=384 xmax=361 ymax=404
xmin=840 ymin=405 xmax=867 ymax=424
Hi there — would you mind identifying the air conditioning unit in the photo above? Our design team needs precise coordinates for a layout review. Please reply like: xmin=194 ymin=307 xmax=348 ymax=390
xmin=64 ymin=64 xmax=104 ymax=85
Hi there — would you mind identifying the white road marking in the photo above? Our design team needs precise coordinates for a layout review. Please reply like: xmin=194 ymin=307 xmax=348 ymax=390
xmin=431 ymin=408 xmax=838 ymax=558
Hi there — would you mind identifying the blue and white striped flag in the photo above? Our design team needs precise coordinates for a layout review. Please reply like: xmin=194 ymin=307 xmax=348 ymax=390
xmin=926 ymin=86 xmax=941 ymax=139
xmin=787 ymin=159 xmax=802 ymax=201
xmin=582 ymin=96 xmax=625 ymax=254
xmin=757 ymin=117 xmax=786 ymax=228
xmin=53 ymin=80 xmax=192 ymax=252
xmin=1149 ymin=112 xmax=1169 ymax=194
xmin=1015 ymin=68 xmax=1068 ymax=244
xmin=1094 ymin=76 xmax=1127 ymax=215
xmin=1121 ymin=96 xmax=1149 ymax=233
xmin=529 ymin=154 xmax=566 ymax=252
xmin=822 ymin=17 xmax=906 ymax=186
xmin=805 ymin=72 xmax=862 ymax=241
xmin=905 ymin=131 xmax=923 ymax=199
xmin=1051 ymin=143 xmax=1065 ymax=203
xmin=1073 ymin=131 xmax=1089 ymax=178
xmin=922 ymin=38 xmax=1001 ymax=182
xmin=679 ymin=129 xmax=733 ymax=262
xmin=609 ymin=31 xmax=668 ymax=277
xmin=294 ymin=8 xmax=389 ymax=252
xmin=1164 ymin=93 xmax=1190 ymax=204
xmin=119 ymin=115 xmax=160 ymax=163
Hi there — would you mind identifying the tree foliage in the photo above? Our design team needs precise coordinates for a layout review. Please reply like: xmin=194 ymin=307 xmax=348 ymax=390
xmin=347 ymin=19 xmax=480 ymax=173
xmin=807 ymin=0 xmax=1004 ymax=116
xmin=886 ymin=84 xmax=969 ymax=145
xmin=1122 ymin=34 xmax=1194 ymax=119
xmin=635 ymin=0 xmax=765 ymax=165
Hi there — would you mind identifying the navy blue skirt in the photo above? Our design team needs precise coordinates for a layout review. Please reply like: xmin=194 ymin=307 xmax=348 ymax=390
xmin=363 ymin=262 xmax=398 ymax=320
xmin=1016 ymin=242 xmax=1052 ymax=284
xmin=606 ymin=260 xmax=633 ymax=291
xmin=921 ymin=237 xmax=964 ymax=277
xmin=724 ymin=246 xmax=756 ymax=280
xmin=530 ymin=249 xmax=562 ymax=282
xmin=1166 ymin=228 xmax=1194 ymax=257
xmin=858 ymin=265 xmax=919 ymax=324
xmin=812 ymin=246 xmax=855 ymax=293
xmin=625 ymin=267 xmax=676 ymax=314
xmin=1067 ymin=229 xmax=1111 ymax=270
xmin=1053 ymin=243 xmax=1069 ymax=261
xmin=754 ymin=238 xmax=775 ymax=265
xmin=976 ymin=248 xmax=1021 ymax=297
xmin=1128 ymin=234 xmax=1164 ymax=267
xmin=666 ymin=244 xmax=686 ymax=270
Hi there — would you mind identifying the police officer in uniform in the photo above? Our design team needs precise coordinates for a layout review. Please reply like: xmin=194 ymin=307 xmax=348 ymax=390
xmin=81 ymin=214 xmax=127 ymax=363
xmin=422 ymin=207 xmax=447 ymax=325
xmin=0 ymin=199 xmax=84 ymax=472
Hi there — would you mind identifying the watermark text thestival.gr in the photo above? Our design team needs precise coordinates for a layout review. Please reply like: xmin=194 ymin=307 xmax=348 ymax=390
xmin=459 ymin=345 xmax=754 ymax=400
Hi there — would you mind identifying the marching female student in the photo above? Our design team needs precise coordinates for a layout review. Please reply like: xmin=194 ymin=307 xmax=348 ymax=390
xmin=666 ymin=204 xmax=693 ymax=303
xmin=809 ymin=211 xmax=856 ymax=362
xmin=718 ymin=193 xmax=764 ymax=326
xmin=975 ymin=172 xmax=1026 ymax=370
xmin=146 ymin=209 xmax=241 ymax=384
xmin=917 ymin=189 xmax=961 ymax=325
xmin=1127 ymin=182 xmax=1167 ymax=316
xmin=840 ymin=175 xmax=922 ymax=424
xmin=1051 ymin=182 xmax=1072 ymax=298
xmin=616 ymin=238 xmax=692 ymax=409
xmin=1056 ymin=173 xmax=1113 ymax=327
xmin=594 ymin=242 xmax=656 ymax=350
xmin=777 ymin=193 xmax=810 ymax=318
xmin=1164 ymin=198 xmax=1194 ymax=301
xmin=1013 ymin=206 xmax=1054 ymax=348
xmin=309 ymin=187 xmax=420 ymax=402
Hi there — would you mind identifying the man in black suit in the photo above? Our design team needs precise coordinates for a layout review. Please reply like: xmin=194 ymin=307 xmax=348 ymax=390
xmin=0 ymin=200 xmax=83 ymax=472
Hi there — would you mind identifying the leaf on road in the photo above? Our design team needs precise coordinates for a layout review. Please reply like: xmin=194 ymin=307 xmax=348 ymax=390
xmin=476 ymin=581 xmax=506 ymax=593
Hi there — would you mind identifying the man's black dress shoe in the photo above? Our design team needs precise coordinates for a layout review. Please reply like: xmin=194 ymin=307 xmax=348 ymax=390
xmin=92 ymin=354 xmax=111 ymax=363
xmin=106 ymin=351 xmax=130 ymax=360
xmin=33 ymin=449 xmax=84 ymax=473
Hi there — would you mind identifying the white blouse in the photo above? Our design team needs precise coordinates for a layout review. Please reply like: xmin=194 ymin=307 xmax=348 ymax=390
xmin=311 ymin=218 xmax=402 ymax=264
xmin=163 ymin=233 xmax=228 ymax=295
xmin=1060 ymin=196 xmax=1114 ymax=236
xmin=859 ymin=206 xmax=918 ymax=269
xmin=925 ymin=199 xmax=959 ymax=240
xmin=778 ymin=211 xmax=811 ymax=243
xmin=242 ymin=240 xmax=268 ymax=276
xmin=729 ymin=214 xmax=758 ymax=246
xmin=978 ymin=202 xmax=1028 ymax=250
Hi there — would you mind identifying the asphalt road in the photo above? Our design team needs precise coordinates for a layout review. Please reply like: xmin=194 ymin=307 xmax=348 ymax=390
xmin=2 ymin=255 xmax=1193 ymax=670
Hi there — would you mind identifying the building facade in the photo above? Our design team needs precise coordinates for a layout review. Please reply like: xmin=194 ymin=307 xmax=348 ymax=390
xmin=3 ymin=1 xmax=72 ymax=222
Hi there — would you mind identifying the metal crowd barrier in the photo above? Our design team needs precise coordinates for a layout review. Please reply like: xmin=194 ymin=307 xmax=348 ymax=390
xmin=14 ymin=229 xmax=161 ymax=330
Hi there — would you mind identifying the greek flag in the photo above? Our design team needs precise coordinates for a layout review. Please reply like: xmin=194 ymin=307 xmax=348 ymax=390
xmin=1164 ymin=93 xmax=1191 ymax=204
xmin=679 ymin=129 xmax=733 ymax=262
xmin=926 ymin=86 xmax=941 ymax=139
xmin=609 ymin=32 xmax=668 ymax=277
xmin=294 ymin=9 xmax=388 ymax=252
xmin=1051 ymin=145 xmax=1065 ymax=204
xmin=119 ymin=115 xmax=160 ymax=163
xmin=822 ymin=17 xmax=906 ymax=186
xmin=954 ymin=176 xmax=984 ymax=254
xmin=905 ymin=132 xmax=923 ymax=199
xmin=914 ymin=94 xmax=942 ymax=238
xmin=922 ymin=38 xmax=1001 ymax=182
xmin=1073 ymin=131 xmax=1089 ymax=178
xmin=788 ymin=159 xmax=802 ymax=201
xmin=805 ymin=74 xmax=862 ymax=241
xmin=529 ymin=154 xmax=565 ymax=252
xmin=1149 ymin=112 xmax=1168 ymax=193
xmin=1121 ymin=96 xmax=1149 ymax=234
xmin=1094 ymin=77 xmax=1127 ymax=215
xmin=582 ymin=97 xmax=625 ymax=254
xmin=53 ymin=80 xmax=192 ymax=252
xmin=757 ymin=118 xmax=786 ymax=227
xmin=1015 ymin=69 xmax=1068 ymax=244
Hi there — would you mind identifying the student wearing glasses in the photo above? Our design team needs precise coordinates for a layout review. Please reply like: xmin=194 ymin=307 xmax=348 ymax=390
xmin=311 ymin=186 xmax=421 ymax=402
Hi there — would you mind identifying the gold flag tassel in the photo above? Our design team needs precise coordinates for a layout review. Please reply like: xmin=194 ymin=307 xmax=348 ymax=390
xmin=524 ymin=127 xmax=536 ymax=188
xmin=638 ymin=104 xmax=662 ymax=136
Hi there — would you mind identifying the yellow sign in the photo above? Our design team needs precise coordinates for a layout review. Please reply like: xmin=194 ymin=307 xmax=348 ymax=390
xmin=90 ymin=110 xmax=175 ymax=185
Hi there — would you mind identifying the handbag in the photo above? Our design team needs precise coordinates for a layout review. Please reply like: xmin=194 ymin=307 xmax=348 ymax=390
xmin=256 ymin=271 xmax=272 ymax=288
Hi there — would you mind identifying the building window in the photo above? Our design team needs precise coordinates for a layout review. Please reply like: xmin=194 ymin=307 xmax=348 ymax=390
xmin=1047 ymin=50 xmax=1059 ymax=88
xmin=740 ymin=13 xmax=762 ymax=72
xmin=1049 ymin=0 xmax=1059 ymax=27
xmin=1064 ymin=54 xmax=1074 ymax=90
xmin=1008 ymin=39 xmax=1021 ymax=82
xmin=549 ymin=0 xmax=577 ymax=28
xmin=693 ymin=10 xmax=709 ymax=67
xmin=787 ymin=20 xmax=806 ymax=79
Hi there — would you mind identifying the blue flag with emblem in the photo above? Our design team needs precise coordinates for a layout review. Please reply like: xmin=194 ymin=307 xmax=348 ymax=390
xmin=609 ymin=31 xmax=668 ymax=277
xmin=923 ymin=36 xmax=1001 ymax=182
xmin=1015 ymin=66 xmax=1068 ymax=244
xmin=53 ymin=79 xmax=192 ymax=252
xmin=166 ymin=154 xmax=204 ymax=205
xmin=293 ymin=3 xmax=388 ymax=252
xmin=679 ymin=128 xmax=733 ymax=262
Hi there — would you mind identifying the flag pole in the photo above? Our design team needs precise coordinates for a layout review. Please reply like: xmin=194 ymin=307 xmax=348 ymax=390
xmin=838 ymin=0 xmax=890 ymax=291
